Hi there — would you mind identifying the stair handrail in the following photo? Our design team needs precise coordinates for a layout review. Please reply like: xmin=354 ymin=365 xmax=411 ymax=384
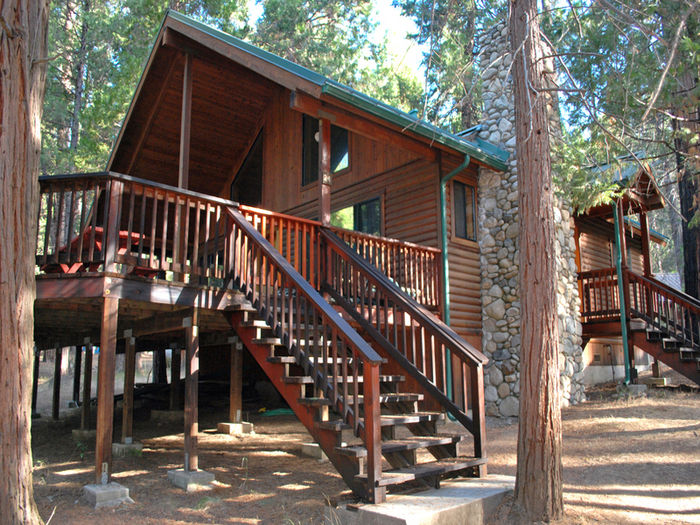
xmin=320 ymin=227 xmax=487 ymax=458
xmin=627 ymin=270 xmax=700 ymax=311
xmin=227 ymin=206 xmax=385 ymax=501
xmin=626 ymin=269 xmax=699 ymax=349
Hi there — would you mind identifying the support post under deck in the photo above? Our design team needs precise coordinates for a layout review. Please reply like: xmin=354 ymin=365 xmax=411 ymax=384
xmin=52 ymin=345 xmax=63 ymax=420
xmin=95 ymin=296 xmax=119 ymax=484
xmin=122 ymin=332 xmax=136 ymax=444
xmin=31 ymin=350 xmax=40 ymax=417
xmin=81 ymin=341 xmax=93 ymax=430
xmin=170 ymin=346 xmax=181 ymax=411
xmin=73 ymin=345 xmax=82 ymax=403
xmin=184 ymin=310 xmax=199 ymax=472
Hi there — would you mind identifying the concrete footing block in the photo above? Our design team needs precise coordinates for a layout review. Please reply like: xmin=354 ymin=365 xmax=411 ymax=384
xmin=168 ymin=469 xmax=215 ymax=491
xmin=83 ymin=482 xmax=134 ymax=508
xmin=301 ymin=442 xmax=327 ymax=461
xmin=643 ymin=377 xmax=668 ymax=386
xmin=618 ymin=383 xmax=648 ymax=397
xmin=217 ymin=421 xmax=254 ymax=435
xmin=326 ymin=475 xmax=514 ymax=525
xmin=72 ymin=429 xmax=97 ymax=442
xmin=150 ymin=409 xmax=184 ymax=423
xmin=112 ymin=441 xmax=143 ymax=457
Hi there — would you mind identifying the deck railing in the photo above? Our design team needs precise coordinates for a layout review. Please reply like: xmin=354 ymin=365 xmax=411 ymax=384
xmin=37 ymin=173 xmax=237 ymax=285
xmin=578 ymin=267 xmax=620 ymax=321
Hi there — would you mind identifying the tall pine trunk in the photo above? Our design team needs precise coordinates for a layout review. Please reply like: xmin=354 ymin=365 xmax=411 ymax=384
xmin=0 ymin=1 xmax=49 ymax=524
xmin=509 ymin=0 xmax=564 ymax=521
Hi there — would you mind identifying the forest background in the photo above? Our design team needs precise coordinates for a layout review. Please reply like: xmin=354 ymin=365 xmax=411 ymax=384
xmin=41 ymin=0 xmax=699 ymax=289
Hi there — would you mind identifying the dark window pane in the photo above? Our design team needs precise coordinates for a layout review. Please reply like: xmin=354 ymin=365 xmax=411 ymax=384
xmin=454 ymin=181 xmax=476 ymax=241
xmin=354 ymin=198 xmax=381 ymax=236
xmin=302 ymin=115 xmax=319 ymax=186
xmin=330 ymin=126 xmax=349 ymax=172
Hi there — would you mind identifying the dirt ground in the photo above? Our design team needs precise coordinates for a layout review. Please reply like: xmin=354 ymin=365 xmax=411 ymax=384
xmin=31 ymin=378 xmax=700 ymax=525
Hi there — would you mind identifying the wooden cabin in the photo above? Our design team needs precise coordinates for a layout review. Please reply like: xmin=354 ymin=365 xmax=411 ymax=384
xmin=33 ymin=11 xmax=509 ymax=503
xmin=575 ymin=159 xmax=700 ymax=386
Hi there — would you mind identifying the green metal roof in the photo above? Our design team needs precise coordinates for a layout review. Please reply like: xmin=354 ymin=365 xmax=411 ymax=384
xmin=167 ymin=10 xmax=509 ymax=171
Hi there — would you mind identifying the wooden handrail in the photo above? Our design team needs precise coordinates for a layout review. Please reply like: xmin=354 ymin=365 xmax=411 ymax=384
xmin=629 ymin=271 xmax=700 ymax=312
xmin=320 ymin=227 xmax=487 ymax=452
xmin=227 ymin=207 xmax=384 ymax=500
xmin=577 ymin=267 xmax=620 ymax=321
xmin=329 ymin=226 xmax=442 ymax=310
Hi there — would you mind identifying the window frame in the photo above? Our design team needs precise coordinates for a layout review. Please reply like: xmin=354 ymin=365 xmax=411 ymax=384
xmin=451 ymin=179 xmax=478 ymax=244
xmin=301 ymin=115 xmax=351 ymax=188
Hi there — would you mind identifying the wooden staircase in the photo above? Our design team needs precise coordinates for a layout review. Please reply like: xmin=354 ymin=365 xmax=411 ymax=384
xmin=223 ymin=206 xmax=489 ymax=503
xmin=627 ymin=272 xmax=700 ymax=385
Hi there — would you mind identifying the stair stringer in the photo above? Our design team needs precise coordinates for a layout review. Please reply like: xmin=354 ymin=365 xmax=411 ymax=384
xmin=630 ymin=330 xmax=700 ymax=386
xmin=224 ymin=310 xmax=370 ymax=499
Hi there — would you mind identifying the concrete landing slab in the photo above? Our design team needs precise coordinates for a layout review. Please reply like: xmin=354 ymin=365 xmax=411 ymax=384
xmin=301 ymin=442 xmax=328 ymax=461
xmin=618 ymin=383 xmax=648 ymax=397
xmin=643 ymin=377 xmax=668 ymax=386
xmin=72 ymin=429 xmax=97 ymax=442
xmin=83 ymin=482 xmax=134 ymax=508
xmin=217 ymin=421 xmax=254 ymax=435
xmin=112 ymin=441 xmax=143 ymax=457
xmin=327 ymin=475 xmax=514 ymax=525
xmin=151 ymin=409 xmax=184 ymax=423
xmin=168 ymin=469 xmax=215 ymax=491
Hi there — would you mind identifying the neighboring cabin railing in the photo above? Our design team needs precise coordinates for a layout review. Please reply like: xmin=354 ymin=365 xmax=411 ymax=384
xmin=628 ymin=272 xmax=700 ymax=349
xmin=578 ymin=267 xmax=699 ymax=349
xmin=578 ymin=267 xmax=620 ymax=322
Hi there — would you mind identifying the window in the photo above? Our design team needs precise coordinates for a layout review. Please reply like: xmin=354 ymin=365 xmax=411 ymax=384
xmin=331 ymin=197 xmax=381 ymax=236
xmin=302 ymin=115 xmax=349 ymax=186
xmin=453 ymin=181 xmax=476 ymax=241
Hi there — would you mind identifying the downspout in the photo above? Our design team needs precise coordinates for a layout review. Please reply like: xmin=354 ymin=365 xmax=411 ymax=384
xmin=440 ymin=154 xmax=470 ymax=402
xmin=612 ymin=203 xmax=632 ymax=384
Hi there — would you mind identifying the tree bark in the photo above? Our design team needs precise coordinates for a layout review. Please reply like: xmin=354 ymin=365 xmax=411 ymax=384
xmin=509 ymin=0 xmax=564 ymax=521
xmin=0 ymin=0 xmax=49 ymax=523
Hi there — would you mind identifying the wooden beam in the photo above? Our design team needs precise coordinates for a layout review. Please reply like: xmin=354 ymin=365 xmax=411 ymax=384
xmin=291 ymin=91 xmax=436 ymax=162
xmin=52 ymin=346 xmax=62 ymax=420
xmin=95 ymin=296 xmax=119 ymax=484
xmin=121 ymin=332 xmax=136 ymax=444
xmin=170 ymin=346 xmax=181 ymax=410
xmin=125 ymin=54 xmax=179 ymax=175
xmin=178 ymin=52 xmax=192 ymax=190
xmin=31 ymin=350 xmax=40 ymax=416
xmin=81 ymin=342 xmax=93 ymax=430
xmin=229 ymin=338 xmax=242 ymax=423
xmin=318 ymin=118 xmax=331 ymax=226
xmin=129 ymin=309 xmax=195 ymax=338
xmin=639 ymin=211 xmax=652 ymax=277
xmin=184 ymin=309 xmax=200 ymax=472
xmin=72 ymin=346 xmax=82 ymax=403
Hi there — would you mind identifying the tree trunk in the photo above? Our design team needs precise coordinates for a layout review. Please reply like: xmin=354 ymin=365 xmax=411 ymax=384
xmin=0 ymin=1 xmax=49 ymax=523
xmin=673 ymin=71 xmax=699 ymax=299
xmin=509 ymin=0 xmax=564 ymax=521
xmin=68 ymin=0 xmax=89 ymax=156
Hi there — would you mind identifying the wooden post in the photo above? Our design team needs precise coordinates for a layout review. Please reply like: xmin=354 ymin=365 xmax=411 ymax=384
xmin=363 ymin=363 xmax=386 ymax=503
xmin=184 ymin=309 xmax=199 ymax=472
xmin=95 ymin=296 xmax=119 ymax=484
xmin=178 ymin=53 xmax=192 ymax=190
xmin=470 ymin=363 xmax=487 ymax=477
xmin=318 ymin=118 xmax=331 ymax=226
xmin=72 ymin=346 xmax=82 ymax=403
xmin=31 ymin=350 xmax=40 ymax=416
xmin=229 ymin=338 xmax=242 ymax=423
xmin=639 ymin=210 xmax=654 ymax=319
xmin=122 ymin=331 xmax=136 ymax=444
xmin=81 ymin=341 xmax=93 ymax=430
xmin=154 ymin=349 xmax=167 ymax=384
xmin=103 ymin=180 xmax=123 ymax=274
xmin=616 ymin=200 xmax=636 ymax=379
xmin=170 ymin=345 xmax=181 ymax=411
xmin=52 ymin=346 xmax=63 ymax=420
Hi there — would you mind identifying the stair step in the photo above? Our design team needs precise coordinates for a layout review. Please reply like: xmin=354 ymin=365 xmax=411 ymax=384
xmin=252 ymin=337 xmax=283 ymax=346
xmin=356 ymin=457 xmax=488 ymax=487
xmin=240 ymin=320 xmax=271 ymax=329
xmin=679 ymin=348 xmax=698 ymax=361
xmin=268 ymin=356 xmax=351 ymax=365
xmin=335 ymin=435 xmax=464 ymax=458
xmin=225 ymin=303 xmax=256 ymax=312
xmin=298 ymin=397 xmax=333 ymax=406
xmin=646 ymin=329 xmax=663 ymax=341
xmin=663 ymin=338 xmax=681 ymax=351
xmin=344 ymin=393 xmax=424 ymax=404
xmin=317 ymin=412 xmax=443 ymax=431
xmin=284 ymin=374 xmax=404 ymax=386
